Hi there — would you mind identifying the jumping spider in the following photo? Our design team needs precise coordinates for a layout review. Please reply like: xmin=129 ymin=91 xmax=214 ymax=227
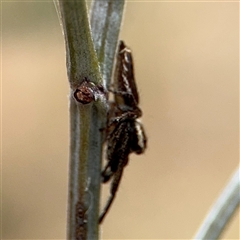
xmin=99 ymin=41 xmax=147 ymax=223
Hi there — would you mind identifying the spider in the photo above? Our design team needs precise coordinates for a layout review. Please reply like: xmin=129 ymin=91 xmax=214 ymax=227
xmin=99 ymin=41 xmax=147 ymax=223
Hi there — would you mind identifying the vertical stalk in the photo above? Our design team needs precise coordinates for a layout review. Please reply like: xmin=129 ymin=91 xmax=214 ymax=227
xmin=90 ymin=0 xmax=126 ymax=86
xmin=55 ymin=0 xmax=125 ymax=239
xmin=58 ymin=1 xmax=105 ymax=239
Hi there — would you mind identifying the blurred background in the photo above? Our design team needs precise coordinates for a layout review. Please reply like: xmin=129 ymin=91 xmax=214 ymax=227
xmin=1 ymin=1 xmax=239 ymax=239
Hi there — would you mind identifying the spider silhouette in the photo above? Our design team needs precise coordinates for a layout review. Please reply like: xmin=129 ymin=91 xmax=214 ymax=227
xmin=99 ymin=41 xmax=147 ymax=223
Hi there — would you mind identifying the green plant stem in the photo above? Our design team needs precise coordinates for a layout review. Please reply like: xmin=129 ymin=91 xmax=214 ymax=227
xmin=57 ymin=1 xmax=105 ymax=239
xmin=194 ymin=167 xmax=240 ymax=240
xmin=90 ymin=0 xmax=125 ymax=86
xmin=58 ymin=1 xmax=102 ymax=87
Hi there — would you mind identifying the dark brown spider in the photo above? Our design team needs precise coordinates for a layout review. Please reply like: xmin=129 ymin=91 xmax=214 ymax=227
xmin=99 ymin=41 xmax=147 ymax=223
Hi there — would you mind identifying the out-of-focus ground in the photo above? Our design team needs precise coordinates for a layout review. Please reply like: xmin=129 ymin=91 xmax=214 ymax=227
xmin=1 ymin=2 xmax=239 ymax=239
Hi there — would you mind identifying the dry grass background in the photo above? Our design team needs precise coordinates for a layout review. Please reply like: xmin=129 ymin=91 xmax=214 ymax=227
xmin=1 ymin=1 xmax=239 ymax=239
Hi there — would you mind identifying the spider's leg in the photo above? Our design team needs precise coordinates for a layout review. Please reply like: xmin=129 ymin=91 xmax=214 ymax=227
xmin=101 ymin=122 xmax=120 ymax=183
xmin=99 ymin=163 xmax=124 ymax=223
xmin=101 ymin=160 xmax=114 ymax=183
xmin=99 ymin=121 xmax=131 ymax=223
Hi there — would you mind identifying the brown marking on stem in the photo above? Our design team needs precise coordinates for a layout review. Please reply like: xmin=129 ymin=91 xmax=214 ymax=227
xmin=75 ymin=201 xmax=87 ymax=240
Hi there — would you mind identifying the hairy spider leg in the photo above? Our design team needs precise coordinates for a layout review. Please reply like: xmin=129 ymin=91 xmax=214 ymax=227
xmin=99 ymin=120 xmax=133 ymax=223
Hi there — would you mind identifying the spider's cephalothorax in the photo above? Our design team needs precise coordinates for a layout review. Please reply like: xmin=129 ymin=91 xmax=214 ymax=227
xmin=99 ymin=41 xmax=147 ymax=223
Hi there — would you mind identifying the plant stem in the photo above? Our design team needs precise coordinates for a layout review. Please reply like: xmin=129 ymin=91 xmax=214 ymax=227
xmin=194 ymin=167 xmax=240 ymax=240
xmin=57 ymin=1 xmax=105 ymax=239
xmin=90 ymin=0 xmax=126 ymax=86
xmin=55 ymin=0 xmax=126 ymax=239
